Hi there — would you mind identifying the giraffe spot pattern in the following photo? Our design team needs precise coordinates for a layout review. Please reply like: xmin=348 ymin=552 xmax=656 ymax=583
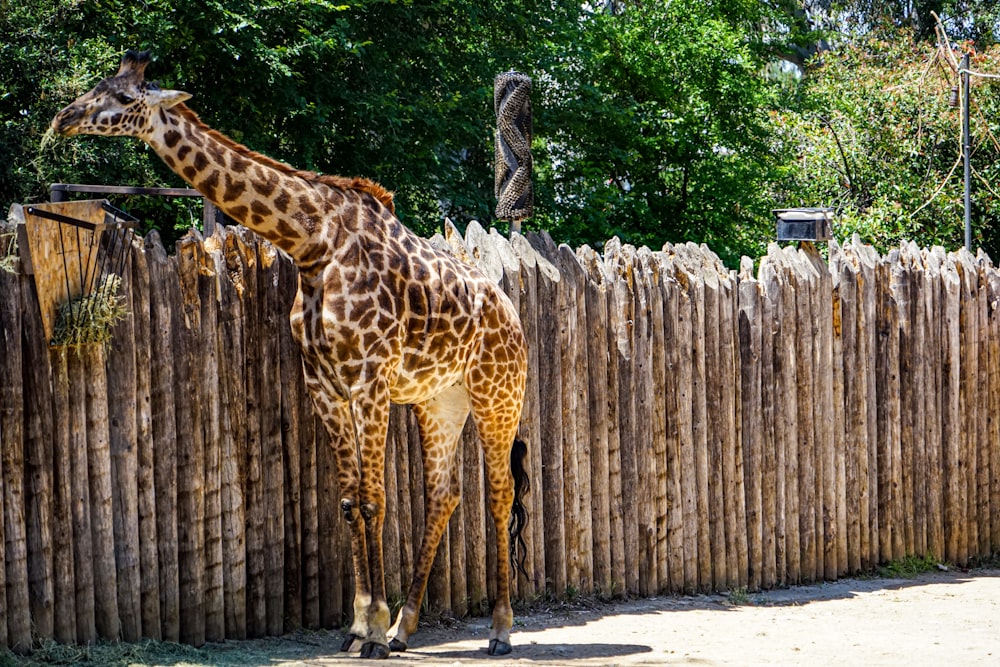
xmin=275 ymin=219 xmax=303 ymax=241
xmin=223 ymin=173 xmax=247 ymax=202
xmin=252 ymin=171 xmax=279 ymax=197
xmin=251 ymin=200 xmax=272 ymax=217
xmin=193 ymin=151 xmax=209 ymax=172
xmin=199 ymin=170 xmax=220 ymax=200
xmin=274 ymin=191 xmax=291 ymax=213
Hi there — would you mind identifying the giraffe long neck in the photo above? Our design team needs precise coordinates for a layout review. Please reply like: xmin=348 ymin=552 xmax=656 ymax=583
xmin=144 ymin=104 xmax=335 ymax=264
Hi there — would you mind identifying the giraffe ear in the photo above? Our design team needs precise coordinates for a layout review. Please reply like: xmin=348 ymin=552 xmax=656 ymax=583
xmin=147 ymin=88 xmax=192 ymax=109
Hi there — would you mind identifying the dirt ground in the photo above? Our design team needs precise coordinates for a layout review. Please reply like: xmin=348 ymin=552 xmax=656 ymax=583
xmin=143 ymin=567 xmax=1000 ymax=667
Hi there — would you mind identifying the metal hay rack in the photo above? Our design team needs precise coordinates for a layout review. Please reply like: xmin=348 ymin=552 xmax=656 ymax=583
xmin=15 ymin=199 xmax=140 ymax=346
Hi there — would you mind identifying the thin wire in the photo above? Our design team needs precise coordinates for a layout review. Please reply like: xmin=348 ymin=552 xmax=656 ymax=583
xmin=972 ymin=164 xmax=1000 ymax=201
xmin=909 ymin=152 xmax=964 ymax=218
xmin=960 ymin=67 xmax=1000 ymax=80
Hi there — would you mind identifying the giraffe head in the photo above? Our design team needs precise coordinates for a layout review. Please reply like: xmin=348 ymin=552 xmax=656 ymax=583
xmin=51 ymin=49 xmax=191 ymax=138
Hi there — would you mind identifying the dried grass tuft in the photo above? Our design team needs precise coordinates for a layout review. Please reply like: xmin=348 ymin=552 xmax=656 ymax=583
xmin=50 ymin=274 xmax=128 ymax=347
xmin=1 ymin=213 xmax=18 ymax=273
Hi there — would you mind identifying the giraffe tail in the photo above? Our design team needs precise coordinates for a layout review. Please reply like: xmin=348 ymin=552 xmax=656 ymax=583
xmin=508 ymin=437 xmax=530 ymax=577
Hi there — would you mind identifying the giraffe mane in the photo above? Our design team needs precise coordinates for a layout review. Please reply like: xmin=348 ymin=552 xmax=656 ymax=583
xmin=171 ymin=104 xmax=396 ymax=215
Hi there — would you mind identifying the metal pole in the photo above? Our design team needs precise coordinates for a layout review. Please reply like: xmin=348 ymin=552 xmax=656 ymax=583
xmin=963 ymin=53 xmax=972 ymax=251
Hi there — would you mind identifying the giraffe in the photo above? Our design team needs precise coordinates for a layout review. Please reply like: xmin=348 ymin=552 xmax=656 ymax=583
xmin=51 ymin=50 xmax=530 ymax=659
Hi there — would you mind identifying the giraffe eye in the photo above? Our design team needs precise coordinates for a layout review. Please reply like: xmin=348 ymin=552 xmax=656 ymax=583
xmin=115 ymin=92 xmax=135 ymax=105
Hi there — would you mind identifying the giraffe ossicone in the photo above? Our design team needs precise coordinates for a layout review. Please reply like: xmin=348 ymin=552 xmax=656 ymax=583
xmin=52 ymin=49 xmax=530 ymax=659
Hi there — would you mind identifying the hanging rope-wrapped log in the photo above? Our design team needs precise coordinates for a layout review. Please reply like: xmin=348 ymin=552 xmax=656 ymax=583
xmin=494 ymin=71 xmax=533 ymax=231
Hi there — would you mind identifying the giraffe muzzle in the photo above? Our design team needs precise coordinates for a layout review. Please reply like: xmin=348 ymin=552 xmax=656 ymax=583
xmin=51 ymin=105 xmax=84 ymax=136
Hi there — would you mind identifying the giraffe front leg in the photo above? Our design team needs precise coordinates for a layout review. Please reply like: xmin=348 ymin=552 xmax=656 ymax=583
xmin=339 ymin=497 xmax=376 ymax=654
xmin=338 ymin=490 xmax=391 ymax=659
xmin=352 ymin=384 xmax=393 ymax=659
xmin=357 ymin=495 xmax=391 ymax=658
xmin=304 ymin=372 xmax=392 ymax=659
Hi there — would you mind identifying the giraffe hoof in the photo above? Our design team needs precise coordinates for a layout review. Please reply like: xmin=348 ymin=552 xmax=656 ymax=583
xmin=389 ymin=638 xmax=408 ymax=652
xmin=360 ymin=641 xmax=391 ymax=659
xmin=340 ymin=634 xmax=361 ymax=652
xmin=488 ymin=639 xmax=512 ymax=656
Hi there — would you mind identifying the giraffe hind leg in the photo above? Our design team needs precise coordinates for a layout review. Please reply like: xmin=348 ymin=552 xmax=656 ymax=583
xmin=476 ymin=415 xmax=521 ymax=657
xmin=387 ymin=383 xmax=470 ymax=651
xmin=466 ymin=342 xmax=527 ymax=656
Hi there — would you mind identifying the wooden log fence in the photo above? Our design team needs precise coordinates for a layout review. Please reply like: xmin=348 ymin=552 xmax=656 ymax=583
xmin=2 ymin=223 xmax=1000 ymax=650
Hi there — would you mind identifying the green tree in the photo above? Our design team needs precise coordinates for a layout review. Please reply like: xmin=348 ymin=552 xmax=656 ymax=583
xmin=531 ymin=1 xmax=786 ymax=265
xmin=2 ymin=0 xmax=797 ymax=264
xmin=773 ymin=29 xmax=1000 ymax=257
xmin=2 ymin=0 xmax=585 ymax=244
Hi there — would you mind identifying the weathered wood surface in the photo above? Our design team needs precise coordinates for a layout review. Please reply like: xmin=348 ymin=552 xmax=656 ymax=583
xmin=4 ymin=224 xmax=1000 ymax=651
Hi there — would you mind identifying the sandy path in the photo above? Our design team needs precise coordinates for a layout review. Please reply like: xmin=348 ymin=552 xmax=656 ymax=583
xmin=185 ymin=568 xmax=1000 ymax=667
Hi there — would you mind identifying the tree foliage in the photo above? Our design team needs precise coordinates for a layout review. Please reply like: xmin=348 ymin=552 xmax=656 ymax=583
xmin=4 ymin=1 xmax=1000 ymax=263
xmin=774 ymin=29 xmax=1000 ymax=257
xmin=532 ymin=1 xmax=786 ymax=264
xmin=2 ymin=0 xmax=585 ymax=242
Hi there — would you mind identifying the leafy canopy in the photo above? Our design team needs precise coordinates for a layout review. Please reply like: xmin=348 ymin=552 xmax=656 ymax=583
xmin=5 ymin=1 xmax=1000 ymax=263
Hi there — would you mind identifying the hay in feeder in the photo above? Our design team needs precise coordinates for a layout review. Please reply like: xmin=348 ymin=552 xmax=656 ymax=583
xmin=0 ymin=229 xmax=17 ymax=274
xmin=50 ymin=274 xmax=128 ymax=347
xmin=2 ymin=210 xmax=19 ymax=274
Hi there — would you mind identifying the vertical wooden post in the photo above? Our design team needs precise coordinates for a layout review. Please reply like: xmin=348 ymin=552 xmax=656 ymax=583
xmin=658 ymin=250 xmax=685 ymax=593
xmin=632 ymin=248 xmax=655 ymax=595
xmin=941 ymin=255 xmax=963 ymax=565
xmin=856 ymin=240 xmax=880 ymax=569
xmin=923 ymin=248 xmax=945 ymax=562
xmin=528 ymin=232 xmax=566 ymax=596
xmin=835 ymin=243 xmax=860 ymax=574
xmin=718 ymin=262 xmax=746 ymax=590
xmin=738 ymin=261 xmax=763 ymax=591
xmin=106 ymin=254 xmax=141 ymax=642
xmin=757 ymin=259 xmax=778 ymax=588
xmin=580 ymin=247 xmax=612 ymax=594
xmin=974 ymin=255 xmax=990 ymax=558
xmin=49 ymin=347 xmax=78 ymax=644
xmin=85 ymin=342 xmax=121 ymax=641
xmin=259 ymin=242 xmax=286 ymax=636
xmin=131 ymin=238 xmax=162 ymax=640
xmin=1 ymin=267 xmax=31 ymax=653
xmin=174 ymin=236 xmax=205 ymax=646
xmin=987 ymin=268 xmax=1000 ymax=554
xmin=276 ymin=245 xmax=303 ymax=629
xmin=609 ymin=243 xmax=639 ymax=594
xmin=664 ymin=245 xmax=698 ymax=593
xmin=219 ymin=229 xmax=249 ymax=639
xmin=828 ymin=242 xmax=849 ymax=578
xmin=198 ymin=237 xmax=224 ymax=643
xmin=803 ymin=243 xmax=837 ymax=581
xmin=645 ymin=250 xmax=669 ymax=593
xmin=956 ymin=250 xmax=977 ymax=564
xmin=21 ymin=274 xmax=55 ymax=642
xmin=556 ymin=246 xmax=582 ymax=592
xmin=146 ymin=232 xmax=180 ymax=642
xmin=512 ymin=234 xmax=545 ymax=596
